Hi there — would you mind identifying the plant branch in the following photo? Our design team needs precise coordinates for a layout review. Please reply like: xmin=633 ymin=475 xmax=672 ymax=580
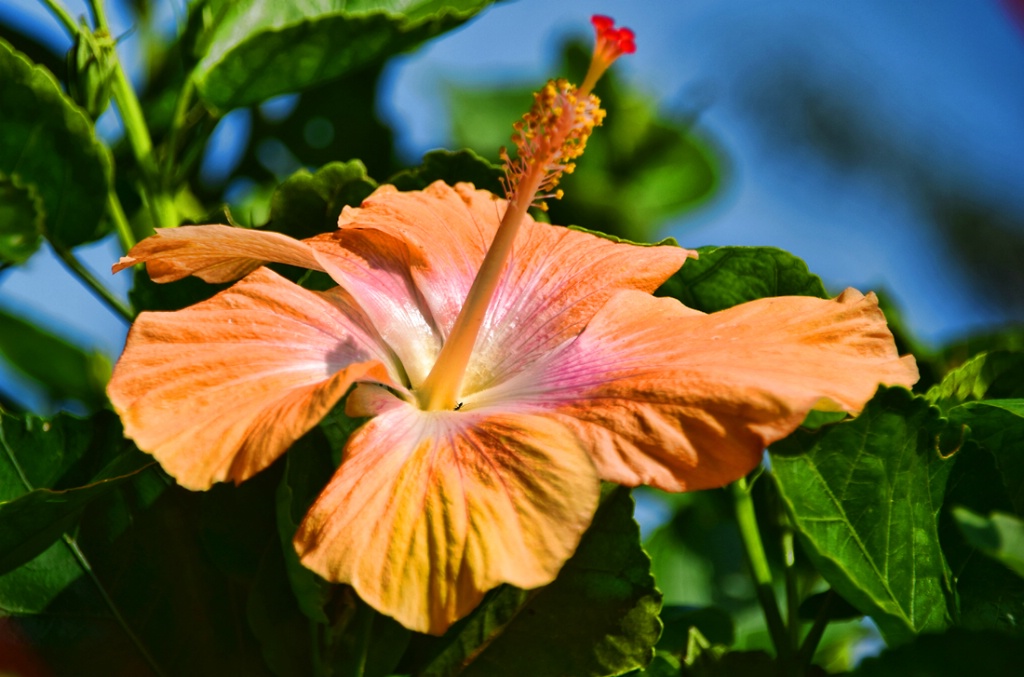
xmin=52 ymin=243 xmax=133 ymax=321
xmin=162 ymin=75 xmax=196 ymax=181
xmin=38 ymin=0 xmax=80 ymax=37
xmin=797 ymin=589 xmax=835 ymax=667
xmin=108 ymin=189 xmax=136 ymax=251
xmin=88 ymin=0 xmax=176 ymax=231
xmin=732 ymin=476 xmax=791 ymax=663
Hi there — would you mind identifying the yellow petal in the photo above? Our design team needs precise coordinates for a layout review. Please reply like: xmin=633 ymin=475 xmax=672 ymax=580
xmin=295 ymin=404 xmax=600 ymax=634
xmin=113 ymin=224 xmax=323 ymax=283
xmin=107 ymin=267 xmax=394 ymax=489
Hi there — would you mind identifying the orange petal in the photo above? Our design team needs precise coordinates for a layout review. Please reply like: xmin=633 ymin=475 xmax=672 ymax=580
xmin=113 ymin=225 xmax=323 ymax=283
xmin=107 ymin=267 xmax=395 ymax=490
xmin=294 ymin=403 xmax=600 ymax=634
xmin=329 ymin=181 xmax=692 ymax=391
xmin=505 ymin=289 xmax=918 ymax=492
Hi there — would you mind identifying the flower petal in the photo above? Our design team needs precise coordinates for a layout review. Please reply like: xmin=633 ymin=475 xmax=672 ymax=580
xmin=498 ymin=288 xmax=919 ymax=492
xmin=309 ymin=228 xmax=441 ymax=389
xmin=107 ymin=267 xmax=394 ymax=490
xmin=113 ymin=224 xmax=324 ymax=283
xmin=328 ymin=181 xmax=693 ymax=393
xmin=294 ymin=404 xmax=600 ymax=634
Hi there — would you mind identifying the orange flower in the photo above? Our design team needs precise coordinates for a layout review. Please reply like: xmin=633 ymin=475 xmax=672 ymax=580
xmin=107 ymin=17 xmax=918 ymax=634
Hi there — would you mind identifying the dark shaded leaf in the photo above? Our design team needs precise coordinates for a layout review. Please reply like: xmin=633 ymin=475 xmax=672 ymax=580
xmin=416 ymin=487 xmax=662 ymax=677
xmin=851 ymin=628 xmax=1024 ymax=677
xmin=656 ymin=246 xmax=828 ymax=313
xmin=0 ymin=39 xmax=112 ymax=249
xmin=0 ymin=307 xmax=110 ymax=408
xmin=247 ymin=541 xmax=318 ymax=677
xmin=657 ymin=606 xmax=734 ymax=653
xmin=948 ymin=399 xmax=1024 ymax=514
xmin=953 ymin=508 xmax=1024 ymax=578
xmin=389 ymin=149 xmax=503 ymax=194
xmin=938 ymin=438 xmax=1024 ymax=635
xmin=0 ymin=173 xmax=44 ymax=264
xmin=798 ymin=590 xmax=863 ymax=622
xmin=770 ymin=387 xmax=956 ymax=645
xmin=0 ymin=450 xmax=152 ymax=575
xmin=267 ymin=160 xmax=377 ymax=239
xmin=194 ymin=0 xmax=497 ymax=110
xmin=276 ymin=431 xmax=335 ymax=624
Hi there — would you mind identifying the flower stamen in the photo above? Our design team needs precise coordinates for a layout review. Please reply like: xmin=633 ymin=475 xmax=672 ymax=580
xmin=415 ymin=16 xmax=634 ymax=412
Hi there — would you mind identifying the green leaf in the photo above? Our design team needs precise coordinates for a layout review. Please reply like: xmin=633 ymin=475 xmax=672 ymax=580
xmin=0 ymin=172 xmax=44 ymax=264
xmin=0 ymin=39 xmax=112 ymax=249
xmin=797 ymin=590 xmax=863 ymax=622
xmin=938 ymin=438 xmax=1024 ymax=635
xmin=267 ymin=160 xmax=378 ymax=240
xmin=389 ymin=149 xmax=504 ymax=194
xmin=656 ymin=246 xmax=828 ymax=313
xmin=850 ymin=628 xmax=1024 ymax=677
xmin=0 ymin=450 xmax=152 ymax=575
xmin=770 ymin=387 xmax=956 ymax=644
xmin=275 ymin=431 xmax=335 ymax=624
xmin=247 ymin=541 xmax=318 ymax=677
xmin=416 ymin=487 xmax=662 ymax=677
xmin=953 ymin=508 xmax=1024 ymax=578
xmin=194 ymin=0 xmax=497 ymax=110
xmin=0 ymin=307 xmax=111 ymax=408
xmin=656 ymin=606 xmax=734 ymax=653
xmin=927 ymin=350 xmax=1024 ymax=412
xmin=948 ymin=400 xmax=1024 ymax=514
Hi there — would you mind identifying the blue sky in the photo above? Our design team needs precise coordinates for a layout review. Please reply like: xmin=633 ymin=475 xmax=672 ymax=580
xmin=2 ymin=0 xmax=1023 ymax=411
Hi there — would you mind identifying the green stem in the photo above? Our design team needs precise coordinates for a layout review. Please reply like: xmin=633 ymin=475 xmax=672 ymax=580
xmin=797 ymin=589 xmax=834 ymax=668
xmin=162 ymin=75 xmax=195 ymax=181
xmin=89 ymin=0 xmax=176 ymax=231
xmin=63 ymin=534 xmax=165 ymax=676
xmin=52 ymin=243 xmax=134 ymax=321
xmin=732 ymin=477 xmax=791 ymax=663
xmin=781 ymin=513 xmax=801 ymax=649
xmin=108 ymin=189 xmax=136 ymax=251
xmin=38 ymin=0 xmax=80 ymax=37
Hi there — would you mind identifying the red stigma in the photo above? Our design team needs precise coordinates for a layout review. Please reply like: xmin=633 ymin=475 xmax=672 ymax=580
xmin=591 ymin=15 xmax=636 ymax=56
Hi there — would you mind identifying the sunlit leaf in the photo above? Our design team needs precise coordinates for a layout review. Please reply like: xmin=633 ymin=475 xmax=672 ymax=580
xmin=0 ymin=39 xmax=112 ymax=249
xmin=415 ymin=487 xmax=662 ymax=677
xmin=770 ymin=387 xmax=956 ymax=645
xmin=194 ymin=0 xmax=497 ymax=109
xmin=851 ymin=628 xmax=1024 ymax=676
xmin=953 ymin=508 xmax=1024 ymax=578
xmin=0 ymin=308 xmax=110 ymax=408
xmin=927 ymin=350 xmax=1024 ymax=412
xmin=0 ymin=173 xmax=44 ymax=264
xmin=656 ymin=246 xmax=828 ymax=313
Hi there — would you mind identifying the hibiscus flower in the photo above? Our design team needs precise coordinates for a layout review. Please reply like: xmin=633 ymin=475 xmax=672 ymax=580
xmin=107 ymin=17 xmax=917 ymax=634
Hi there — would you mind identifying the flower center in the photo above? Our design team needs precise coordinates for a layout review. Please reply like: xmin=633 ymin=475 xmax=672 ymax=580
xmin=414 ymin=16 xmax=633 ymax=412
